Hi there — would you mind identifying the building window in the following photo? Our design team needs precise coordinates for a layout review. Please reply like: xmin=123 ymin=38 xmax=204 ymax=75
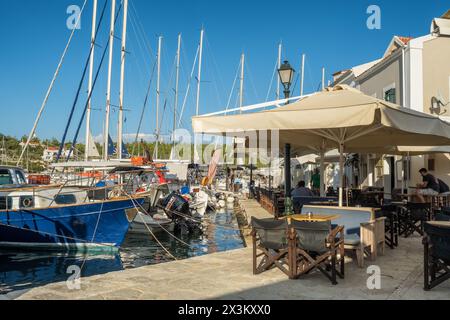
xmin=384 ymin=88 xmax=396 ymax=103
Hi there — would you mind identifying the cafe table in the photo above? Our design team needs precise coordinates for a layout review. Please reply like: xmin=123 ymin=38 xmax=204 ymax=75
xmin=282 ymin=214 xmax=341 ymax=222
xmin=309 ymin=201 xmax=339 ymax=206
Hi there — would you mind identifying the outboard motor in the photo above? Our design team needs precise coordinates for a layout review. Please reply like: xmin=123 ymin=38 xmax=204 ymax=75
xmin=160 ymin=192 xmax=202 ymax=235
xmin=161 ymin=192 xmax=190 ymax=219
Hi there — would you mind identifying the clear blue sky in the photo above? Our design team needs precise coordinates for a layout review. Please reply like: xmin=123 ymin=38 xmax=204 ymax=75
xmin=0 ymin=0 xmax=447 ymax=142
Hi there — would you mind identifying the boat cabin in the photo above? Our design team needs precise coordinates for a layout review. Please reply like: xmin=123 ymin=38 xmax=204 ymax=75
xmin=0 ymin=166 xmax=88 ymax=210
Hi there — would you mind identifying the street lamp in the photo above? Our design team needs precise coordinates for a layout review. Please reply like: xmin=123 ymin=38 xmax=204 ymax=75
xmin=278 ymin=60 xmax=295 ymax=100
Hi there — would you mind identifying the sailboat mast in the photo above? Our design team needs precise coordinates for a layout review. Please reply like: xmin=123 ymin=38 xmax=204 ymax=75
xmin=239 ymin=53 xmax=245 ymax=113
xmin=103 ymin=0 xmax=116 ymax=161
xmin=322 ymin=67 xmax=325 ymax=91
xmin=155 ymin=35 xmax=162 ymax=160
xmin=173 ymin=33 xmax=181 ymax=148
xmin=118 ymin=0 xmax=128 ymax=160
xmin=1 ymin=136 xmax=5 ymax=165
xmin=85 ymin=0 xmax=98 ymax=161
xmin=300 ymin=53 xmax=305 ymax=96
xmin=276 ymin=42 xmax=282 ymax=100
xmin=196 ymin=28 xmax=204 ymax=116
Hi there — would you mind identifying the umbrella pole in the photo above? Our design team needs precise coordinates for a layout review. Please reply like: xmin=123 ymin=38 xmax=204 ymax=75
xmin=402 ymin=155 xmax=406 ymax=193
xmin=407 ymin=151 xmax=411 ymax=194
xmin=284 ymin=143 xmax=293 ymax=215
xmin=339 ymin=143 xmax=344 ymax=207
xmin=320 ymin=149 xmax=325 ymax=197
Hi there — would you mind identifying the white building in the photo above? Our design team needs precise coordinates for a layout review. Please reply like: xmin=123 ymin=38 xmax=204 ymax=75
xmin=333 ymin=10 xmax=450 ymax=194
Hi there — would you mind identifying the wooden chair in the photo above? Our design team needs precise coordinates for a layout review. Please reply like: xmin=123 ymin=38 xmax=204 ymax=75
xmin=361 ymin=217 xmax=386 ymax=260
xmin=399 ymin=203 xmax=432 ymax=238
xmin=424 ymin=221 xmax=450 ymax=290
xmin=381 ymin=204 xmax=399 ymax=249
xmin=342 ymin=217 xmax=386 ymax=268
xmin=251 ymin=217 xmax=290 ymax=277
xmin=290 ymin=220 xmax=345 ymax=285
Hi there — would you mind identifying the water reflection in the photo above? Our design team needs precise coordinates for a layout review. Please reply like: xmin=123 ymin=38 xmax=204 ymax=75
xmin=0 ymin=252 xmax=123 ymax=295
xmin=0 ymin=209 xmax=244 ymax=296
xmin=120 ymin=208 xmax=243 ymax=268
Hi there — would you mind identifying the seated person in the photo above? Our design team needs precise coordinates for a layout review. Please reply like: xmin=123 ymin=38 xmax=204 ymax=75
xmin=415 ymin=168 xmax=440 ymax=203
xmin=292 ymin=181 xmax=314 ymax=197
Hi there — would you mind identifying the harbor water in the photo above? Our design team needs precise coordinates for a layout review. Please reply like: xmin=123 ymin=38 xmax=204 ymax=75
xmin=0 ymin=208 xmax=244 ymax=298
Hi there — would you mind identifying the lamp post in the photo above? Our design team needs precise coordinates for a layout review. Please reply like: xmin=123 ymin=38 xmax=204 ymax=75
xmin=278 ymin=60 xmax=295 ymax=101
xmin=277 ymin=60 xmax=295 ymax=216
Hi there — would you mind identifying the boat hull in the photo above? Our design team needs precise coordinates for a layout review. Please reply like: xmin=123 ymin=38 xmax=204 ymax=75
xmin=0 ymin=198 xmax=143 ymax=252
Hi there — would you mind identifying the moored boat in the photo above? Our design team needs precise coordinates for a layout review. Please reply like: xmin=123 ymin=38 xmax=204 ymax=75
xmin=0 ymin=166 xmax=144 ymax=253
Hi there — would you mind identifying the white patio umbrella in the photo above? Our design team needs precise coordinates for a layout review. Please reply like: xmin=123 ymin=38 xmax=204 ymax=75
xmin=193 ymin=85 xmax=450 ymax=207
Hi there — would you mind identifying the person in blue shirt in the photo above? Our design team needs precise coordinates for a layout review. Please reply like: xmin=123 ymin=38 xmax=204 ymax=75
xmin=292 ymin=180 xmax=314 ymax=197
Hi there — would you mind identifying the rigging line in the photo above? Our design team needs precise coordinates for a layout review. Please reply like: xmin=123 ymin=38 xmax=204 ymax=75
xmin=233 ymin=87 xmax=240 ymax=112
xmin=305 ymin=57 xmax=315 ymax=94
xmin=128 ymin=9 xmax=152 ymax=83
xmin=245 ymin=59 xmax=261 ymax=103
xmin=182 ymin=39 xmax=202 ymax=125
xmin=206 ymin=34 xmax=228 ymax=103
xmin=54 ymin=0 xmax=109 ymax=165
xmin=156 ymin=54 xmax=177 ymax=139
xmin=132 ymin=60 xmax=157 ymax=154
xmin=17 ymin=0 xmax=89 ymax=166
xmin=128 ymin=5 xmax=151 ymax=56
xmin=265 ymin=58 xmax=279 ymax=104
xmin=65 ymin=3 xmax=124 ymax=162
xmin=127 ymin=17 xmax=153 ymax=119
xmin=178 ymin=46 xmax=199 ymax=128
xmin=129 ymin=0 xmax=154 ymax=56
xmin=291 ymin=72 xmax=300 ymax=97
xmin=204 ymin=34 xmax=226 ymax=107
xmin=225 ymin=58 xmax=241 ymax=114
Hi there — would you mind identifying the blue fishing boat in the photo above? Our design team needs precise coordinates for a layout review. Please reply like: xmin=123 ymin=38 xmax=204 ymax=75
xmin=0 ymin=166 xmax=144 ymax=252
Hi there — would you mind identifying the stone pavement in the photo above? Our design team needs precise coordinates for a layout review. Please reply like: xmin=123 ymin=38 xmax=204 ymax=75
xmin=14 ymin=201 xmax=450 ymax=300
xmin=17 ymin=235 xmax=450 ymax=300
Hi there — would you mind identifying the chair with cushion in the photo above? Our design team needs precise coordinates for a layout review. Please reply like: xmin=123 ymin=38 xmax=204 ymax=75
xmin=251 ymin=217 xmax=290 ymax=277
xmin=301 ymin=205 xmax=385 ymax=267
xmin=423 ymin=221 xmax=450 ymax=290
xmin=289 ymin=220 xmax=345 ymax=285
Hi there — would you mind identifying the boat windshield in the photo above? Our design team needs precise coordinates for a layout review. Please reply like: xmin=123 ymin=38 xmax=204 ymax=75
xmin=15 ymin=170 xmax=27 ymax=184
xmin=0 ymin=169 xmax=13 ymax=185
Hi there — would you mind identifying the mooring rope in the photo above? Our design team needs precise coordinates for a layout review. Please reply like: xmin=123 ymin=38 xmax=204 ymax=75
xmin=158 ymin=203 xmax=242 ymax=231
xmin=121 ymin=192 xmax=179 ymax=259
xmin=123 ymin=192 xmax=194 ymax=249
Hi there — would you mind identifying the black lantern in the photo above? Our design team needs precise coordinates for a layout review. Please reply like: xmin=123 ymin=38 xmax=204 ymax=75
xmin=278 ymin=60 xmax=295 ymax=100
